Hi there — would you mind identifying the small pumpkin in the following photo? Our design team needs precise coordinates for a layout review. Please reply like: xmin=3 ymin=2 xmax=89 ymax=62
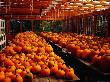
xmin=41 ymin=66 xmax=50 ymax=76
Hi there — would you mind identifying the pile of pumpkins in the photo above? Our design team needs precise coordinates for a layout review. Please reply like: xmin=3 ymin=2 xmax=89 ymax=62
xmin=40 ymin=32 xmax=110 ymax=72
xmin=0 ymin=31 xmax=74 ymax=82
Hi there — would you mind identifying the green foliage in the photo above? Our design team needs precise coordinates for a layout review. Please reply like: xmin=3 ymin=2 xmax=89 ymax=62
xmin=54 ymin=20 xmax=62 ymax=32
xmin=33 ymin=20 xmax=42 ymax=34
xmin=43 ymin=20 xmax=52 ymax=32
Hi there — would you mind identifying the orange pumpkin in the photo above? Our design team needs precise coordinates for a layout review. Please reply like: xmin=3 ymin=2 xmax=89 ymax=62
xmin=0 ymin=53 xmax=6 ymax=62
xmin=50 ymin=65 xmax=58 ymax=74
xmin=81 ymin=49 xmax=91 ymax=59
xmin=0 ymin=71 xmax=5 ymax=81
xmin=51 ymin=37 xmax=58 ymax=43
xmin=92 ymin=55 xmax=101 ymax=65
xmin=20 ymin=70 xmax=27 ymax=78
xmin=23 ymin=61 xmax=30 ymax=67
xmin=14 ymin=46 xmax=22 ymax=53
xmin=4 ymin=58 xmax=14 ymax=66
xmin=105 ymin=49 xmax=110 ymax=54
xmin=56 ymin=69 xmax=65 ymax=78
xmin=45 ymin=46 xmax=53 ymax=53
xmin=9 ymin=74 xmax=16 ymax=81
xmin=31 ymin=64 xmax=41 ymax=73
xmin=15 ymin=75 xmax=23 ymax=82
xmin=2 ymin=77 xmax=11 ymax=82
xmin=0 ymin=67 xmax=6 ymax=72
xmin=66 ymin=68 xmax=74 ymax=80
xmin=76 ymin=49 xmax=83 ymax=58
xmin=41 ymin=66 xmax=50 ymax=76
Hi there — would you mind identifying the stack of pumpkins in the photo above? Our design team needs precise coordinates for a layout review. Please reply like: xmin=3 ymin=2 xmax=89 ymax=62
xmin=0 ymin=31 xmax=74 ymax=82
xmin=40 ymin=32 xmax=110 ymax=72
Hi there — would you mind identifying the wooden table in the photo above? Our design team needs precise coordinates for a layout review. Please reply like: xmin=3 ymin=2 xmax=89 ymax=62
xmin=48 ymin=40 xmax=110 ymax=81
xmin=33 ymin=74 xmax=80 ymax=82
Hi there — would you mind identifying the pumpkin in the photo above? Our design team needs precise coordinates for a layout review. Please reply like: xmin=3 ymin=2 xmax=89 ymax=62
xmin=50 ymin=65 xmax=58 ymax=74
xmin=66 ymin=68 xmax=74 ymax=80
xmin=41 ymin=66 xmax=50 ymax=76
xmin=4 ymin=58 xmax=14 ymax=66
xmin=0 ymin=71 xmax=5 ymax=81
xmin=31 ymin=64 xmax=41 ymax=73
xmin=15 ymin=75 xmax=23 ymax=82
xmin=56 ymin=69 xmax=65 ymax=78
xmin=2 ymin=77 xmax=11 ymax=82
xmin=81 ymin=49 xmax=91 ymax=59
xmin=14 ymin=46 xmax=22 ymax=53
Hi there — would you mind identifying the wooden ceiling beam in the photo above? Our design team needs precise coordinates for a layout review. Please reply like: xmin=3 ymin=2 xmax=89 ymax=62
xmin=0 ymin=8 xmax=40 ymax=15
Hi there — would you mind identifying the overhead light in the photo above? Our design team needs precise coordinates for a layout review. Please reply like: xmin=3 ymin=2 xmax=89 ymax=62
xmin=14 ymin=3 xmax=17 ymax=5
xmin=96 ymin=9 xmax=100 ymax=11
xmin=101 ymin=8 xmax=108 ymax=10
xmin=75 ymin=3 xmax=82 ymax=5
xmin=86 ymin=4 xmax=94 ymax=6
xmin=52 ymin=1 xmax=58 ymax=5
xmin=0 ymin=2 xmax=4 ymax=3
xmin=20 ymin=3 xmax=23 ymax=5
xmin=61 ymin=5 xmax=64 ymax=7
xmin=93 ymin=1 xmax=100 ymax=4
xmin=55 ymin=0 xmax=62 ymax=1
xmin=96 ymin=5 xmax=102 ymax=7
xmin=83 ymin=6 xmax=89 ymax=9
xmin=66 ymin=7 xmax=70 ymax=9
xmin=53 ymin=7 xmax=55 ymax=9
xmin=70 ymin=10 xmax=74 ymax=11
xmin=80 ymin=9 xmax=84 ymax=10
xmin=70 ymin=2 xmax=73 ymax=5
xmin=104 ymin=2 xmax=110 ymax=4
xmin=69 ymin=6 xmax=73 ymax=7
xmin=73 ymin=6 xmax=78 ymax=8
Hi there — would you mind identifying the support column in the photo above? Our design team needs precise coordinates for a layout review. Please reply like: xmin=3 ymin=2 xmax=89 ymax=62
xmin=32 ymin=20 xmax=34 ymax=32
xmin=52 ymin=21 xmax=54 ymax=32
xmin=94 ymin=15 xmax=97 ymax=36
xmin=20 ymin=19 xmax=22 ymax=32
xmin=6 ymin=19 xmax=10 ymax=34
xmin=62 ymin=20 xmax=64 ymax=32
xmin=83 ymin=16 xmax=87 ymax=34
xmin=42 ymin=21 xmax=44 ymax=32
xmin=104 ymin=14 xmax=109 ymax=37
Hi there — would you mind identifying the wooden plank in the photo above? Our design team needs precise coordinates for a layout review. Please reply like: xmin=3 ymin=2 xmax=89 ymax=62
xmin=73 ymin=74 xmax=80 ymax=81
xmin=39 ymin=77 xmax=49 ymax=82
xmin=48 ymin=77 xmax=58 ymax=82
xmin=33 ymin=78 xmax=40 ymax=82
xmin=58 ymin=79 xmax=65 ymax=82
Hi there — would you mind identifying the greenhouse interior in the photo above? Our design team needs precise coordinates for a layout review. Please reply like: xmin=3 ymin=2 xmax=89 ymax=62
xmin=0 ymin=0 xmax=110 ymax=82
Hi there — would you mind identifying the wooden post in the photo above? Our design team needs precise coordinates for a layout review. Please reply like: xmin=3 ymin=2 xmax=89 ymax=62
xmin=42 ymin=21 xmax=44 ymax=32
xmin=31 ymin=20 xmax=34 ymax=31
xmin=83 ymin=16 xmax=87 ymax=34
xmin=52 ymin=21 xmax=54 ymax=32
xmin=6 ymin=19 xmax=10 ymax=34
xmin=20 ymin=19 xmax=22 ymax=32
xmin=75 ymin=16 xmax=77 ymax=33
xmin=62 ymin=20 xmax=64 ymax=32
xmin=94 ymin=15 xmax=97 ymax=36
xmin=104 ymin=14 xmax=109 ymax=37
xmin=77 ymin=16 xmax=79 ymax=34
